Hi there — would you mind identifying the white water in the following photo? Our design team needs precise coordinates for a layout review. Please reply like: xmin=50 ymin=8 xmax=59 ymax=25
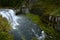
xmin=0 ymin=9 xmax=19 ymax=29
xmin=32 ymin=29 xmax=45 ymax=40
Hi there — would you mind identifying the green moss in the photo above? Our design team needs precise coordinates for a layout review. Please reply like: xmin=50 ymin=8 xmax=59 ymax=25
xmin=0 ymin=16 xmax=13 ymax=40
xmin=31 ymin=37 xmax=37 ymax=40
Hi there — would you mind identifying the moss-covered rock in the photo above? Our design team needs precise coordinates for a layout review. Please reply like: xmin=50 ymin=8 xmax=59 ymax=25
xmin=0 ymin=16 xmax=13 ymax=40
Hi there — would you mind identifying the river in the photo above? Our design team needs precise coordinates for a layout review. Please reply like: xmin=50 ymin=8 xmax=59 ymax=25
xmin=0 ymin=9 xmax=45 ymax=40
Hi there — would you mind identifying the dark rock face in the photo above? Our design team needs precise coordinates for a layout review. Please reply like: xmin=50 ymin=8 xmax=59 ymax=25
xmin=30 ymin=7 xmax=43 ymax=16
xmin=55 ymin=25 xmax=60 ymax=32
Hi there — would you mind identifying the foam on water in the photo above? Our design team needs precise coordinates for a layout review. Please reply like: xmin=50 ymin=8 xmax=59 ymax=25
xmin=0 ymin=9 xmax=19 ymax=29
xmin=32 ymin=29 xmax=45 ymax=40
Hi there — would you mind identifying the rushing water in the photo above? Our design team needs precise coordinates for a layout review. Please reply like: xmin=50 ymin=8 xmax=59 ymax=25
xmin=0 ymin=9 xmax=19 ymax=29
xmin=0 ymin=9 xmax=45 ymax=40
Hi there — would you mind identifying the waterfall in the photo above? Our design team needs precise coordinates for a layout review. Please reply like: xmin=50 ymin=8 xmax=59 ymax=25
xmin=0 ymin=9 xmax=19 ymax=29
xmin=0 ymin=9 xmax=45 ymax=40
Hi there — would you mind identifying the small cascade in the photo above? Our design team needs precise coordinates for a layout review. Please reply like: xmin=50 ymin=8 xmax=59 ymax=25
xmin=32 ymin=29 xmax=45 ymax=40
xmin=0 ymin=9 xmax=19 ymax=29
